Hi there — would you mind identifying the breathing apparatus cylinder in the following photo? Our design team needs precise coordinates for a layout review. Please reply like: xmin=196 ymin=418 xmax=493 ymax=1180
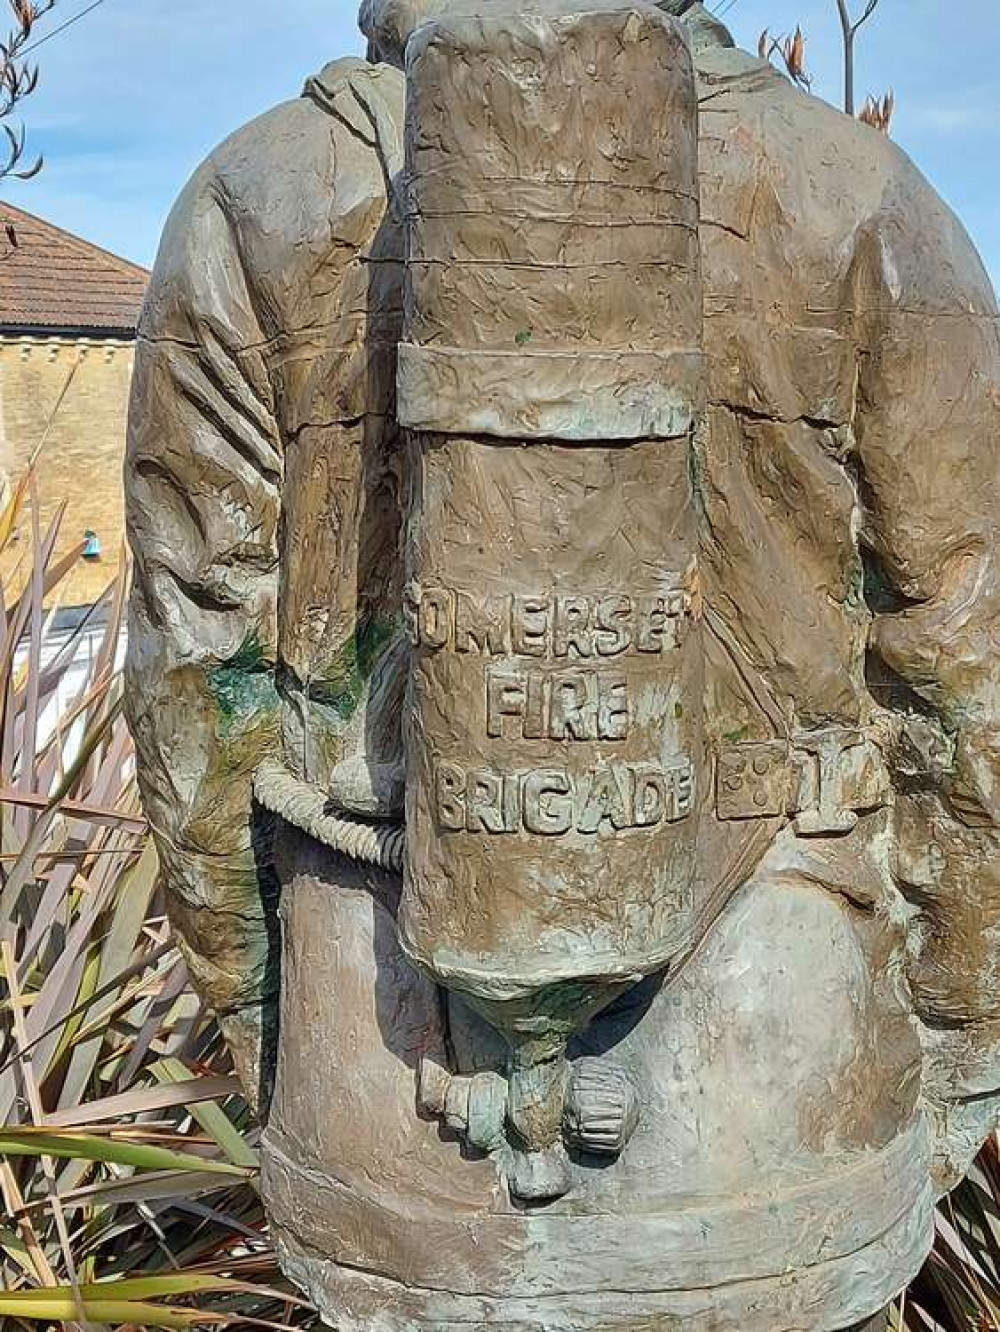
xmin=397 ymin=0 xmax=706 ymax=1196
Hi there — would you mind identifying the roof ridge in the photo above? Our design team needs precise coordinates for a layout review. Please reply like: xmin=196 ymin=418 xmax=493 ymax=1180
xmin=0 ymin=198 xmax=150 ymax=279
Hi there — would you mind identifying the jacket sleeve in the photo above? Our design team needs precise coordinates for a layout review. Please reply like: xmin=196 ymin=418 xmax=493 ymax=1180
xmin=854 ymin=169 xmax=1000 ymax=1125
xmin=124 ymin=165 xmax=282 ymax=1098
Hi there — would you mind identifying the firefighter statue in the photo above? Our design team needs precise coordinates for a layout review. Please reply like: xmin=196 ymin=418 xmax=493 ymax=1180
xmin=124 ymin=1 xmax=1000 ymax=1327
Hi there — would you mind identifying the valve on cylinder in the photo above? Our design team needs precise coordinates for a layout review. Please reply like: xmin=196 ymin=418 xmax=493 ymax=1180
xmin=398 ymin=0 xmax=706 ymax=1201
xmin=419 ymin=1054 xmax=640 ymax=1160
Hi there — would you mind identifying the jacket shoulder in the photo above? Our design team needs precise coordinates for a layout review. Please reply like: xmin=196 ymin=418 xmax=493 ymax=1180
xmin=145 ymin=58 xmax=405 ymax=328
xmin=788 ymin=91 xmax=995 ymax=313
xmin=700 ymin=50 xmax=995 ymax=314
xmin=186 ymin=57 xmax=403 ymax=227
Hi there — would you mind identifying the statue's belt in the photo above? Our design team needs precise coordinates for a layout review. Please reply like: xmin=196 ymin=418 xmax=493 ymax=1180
xmin=254 ymin=726 xmax=891 ymax=873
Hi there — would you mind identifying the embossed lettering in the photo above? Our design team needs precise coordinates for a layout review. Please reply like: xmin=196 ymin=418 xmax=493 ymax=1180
xmin=548 ymin=670 xmax=595 ymax=741
xmin=633 ymin=766 xmax=665 ymax=827
xmin=523 ymin=770 xmax=573 ymax=835
xmin=636 ymin=595 xmax=670 ymax=653
xmin=486 ymin=670 xmax=527 ymax=739
xmin=466 ymin=769 xmax=508 ymax=834
xmin=433 ymin=759 xmax=696 ymax=836
xmin=578 ymin=766 xmax=631 ymax=833
xmin=407 ymin=585 xmax=692 ymax=655
xmin=594 ymin=595 xmax=633 ymax=656
xmin=553 ymin=596 xmax=594 ymax=658
xmin=486 ymin=667 xmax=631 ymax=742
xmin=597 ymin=673 xmax=629 ymax=741
xmin=674 ymin=761 xmax=694 ymax=819
xmin=524 ymin=670 xmax=547 ymax=740
xmin=420 ymin=586 xmax=453 ymax=650
xmin=455 ymin=592 xmax=508 ymax=655
xmin=436 ymin=761 xmax=467 ymax=831
xmin=511 ymin=595 xmax=549 ymax=656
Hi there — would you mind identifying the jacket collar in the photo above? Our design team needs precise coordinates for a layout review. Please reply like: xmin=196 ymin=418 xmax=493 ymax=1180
xmin=680 ymin=2 xmax=737 ymax=52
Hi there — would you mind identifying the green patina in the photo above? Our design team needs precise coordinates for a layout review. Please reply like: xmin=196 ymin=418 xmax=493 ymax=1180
xmin=209 ymin=634 xmax=280 ymax=734
xmin=687 ymin=420 xmax=710 ymax=524
xmin=307 ymin=616 xmax=397 ymax=721
xmin=861 ymin=548 xmax=902 ymax=614
xmin=210 ymin=619 xmax=396 ymax=734
xmin=838 ymin=547 xmax=867 ymax=614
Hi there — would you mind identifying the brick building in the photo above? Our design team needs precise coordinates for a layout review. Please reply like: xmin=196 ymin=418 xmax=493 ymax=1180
xmin=0 ymin=202 xmax=148 ymax=605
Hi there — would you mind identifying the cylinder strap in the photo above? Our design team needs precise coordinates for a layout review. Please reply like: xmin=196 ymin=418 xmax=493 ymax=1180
xmin=254 ymin=759 xmax=405 ymax=873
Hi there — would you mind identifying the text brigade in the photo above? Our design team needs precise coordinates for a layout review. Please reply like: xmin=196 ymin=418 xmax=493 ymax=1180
xmin=434 ymin=759 xmax=695 ymax=837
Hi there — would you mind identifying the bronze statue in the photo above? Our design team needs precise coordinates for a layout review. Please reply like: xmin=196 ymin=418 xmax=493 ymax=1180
xmin=124 ymin=1 xmax=1000 ymax=1327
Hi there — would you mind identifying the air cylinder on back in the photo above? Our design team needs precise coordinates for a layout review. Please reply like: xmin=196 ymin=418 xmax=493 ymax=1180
xmin=397 ymin=0 xmax=706 ymax=1194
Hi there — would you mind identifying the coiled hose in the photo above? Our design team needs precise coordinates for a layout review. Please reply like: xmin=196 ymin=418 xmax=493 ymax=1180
xmin=253 ymin=759 xmax=405 ymax=874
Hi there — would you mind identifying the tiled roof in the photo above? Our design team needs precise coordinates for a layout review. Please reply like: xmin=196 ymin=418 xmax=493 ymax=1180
xmin=0 ymin=201 xmax=148 ymax=334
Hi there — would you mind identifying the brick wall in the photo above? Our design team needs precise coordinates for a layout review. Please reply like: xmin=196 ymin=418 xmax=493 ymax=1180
xmin=0 ymin=334 xmax=134 ymax=606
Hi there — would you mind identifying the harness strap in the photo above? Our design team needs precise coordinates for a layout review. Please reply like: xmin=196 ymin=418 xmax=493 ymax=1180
xmin=716 ymin=727 xmax=891 ymax=833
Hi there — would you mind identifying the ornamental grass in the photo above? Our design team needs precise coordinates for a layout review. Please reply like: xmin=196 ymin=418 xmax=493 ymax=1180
xmin=0 ymin=474 xmax=315 ymax=1328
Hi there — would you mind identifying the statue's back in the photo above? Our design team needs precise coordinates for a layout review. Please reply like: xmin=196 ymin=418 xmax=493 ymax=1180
xmin=126 ymin=4 xmax=1000 ymax=1329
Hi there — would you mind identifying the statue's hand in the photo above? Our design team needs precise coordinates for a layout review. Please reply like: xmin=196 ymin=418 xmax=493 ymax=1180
xmin=328 ymin=754 xmax=405 ymax=820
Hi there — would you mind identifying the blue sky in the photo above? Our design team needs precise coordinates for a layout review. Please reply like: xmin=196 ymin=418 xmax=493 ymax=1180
xmin=3 ymin=0 xmax=999 ymax=288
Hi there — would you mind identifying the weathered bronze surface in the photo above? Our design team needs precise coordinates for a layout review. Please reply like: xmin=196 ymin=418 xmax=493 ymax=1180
xmin=125 ymin=1 xmax=1000 ymax=1327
